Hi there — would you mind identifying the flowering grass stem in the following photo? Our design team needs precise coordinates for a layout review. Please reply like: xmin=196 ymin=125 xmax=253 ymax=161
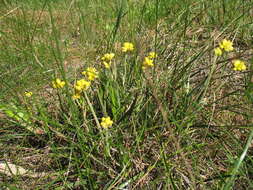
xmin=84 ymin=92 xmax=102 ymax=132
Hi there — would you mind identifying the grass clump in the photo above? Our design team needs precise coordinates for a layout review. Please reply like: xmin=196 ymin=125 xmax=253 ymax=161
xmin=0 ymin=0 xmax=253 ymax=189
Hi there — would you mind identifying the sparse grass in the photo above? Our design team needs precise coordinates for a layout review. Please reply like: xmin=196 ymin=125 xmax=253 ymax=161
xmin=0 ymin=0 xmax=253 ymax=189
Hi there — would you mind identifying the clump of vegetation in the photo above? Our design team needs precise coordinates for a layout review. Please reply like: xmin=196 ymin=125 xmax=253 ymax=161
xmin=0 ymin=0 xmax=253 ymax=189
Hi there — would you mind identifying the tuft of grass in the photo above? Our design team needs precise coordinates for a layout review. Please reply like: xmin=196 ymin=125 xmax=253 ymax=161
xmin=0 ymin=0 xmax=253 ymax=189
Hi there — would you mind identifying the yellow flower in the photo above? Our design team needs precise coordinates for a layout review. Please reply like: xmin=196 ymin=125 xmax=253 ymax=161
xmin=102 ymin=61 xmax=111 ymax=69
xmin=74 ymin=79 xmax=91 ymax=92
xmin=148 ymin=52 xmax=158 ymax=59
xmin=100 ymin=116 xmax=113 ymax=129
xmin=122 ymin=42 xmax=134 ymax=52
xmin=219 ymin=39 xmax=233 ymax=52
xmin=24 ymin=91 xmax=33 ymax=97
xmin=232 ymin=60 xmax=246 ymax=71
xmin=52 ymin=78 xmax=66 ymax=89
xmin=214 ymin=47 xmax=222 ymax=56
xmin=82 ymin=67 xmax=98 ymax=81
xmin=142 ymin=57 xmax=154 ymax=69
xmin=101 ymin=53 xmax=115 ymax=62
xmin=101 ymin=53 xmax=114 ymax=68
xmin=72 ymin=93 xmax=81 ymax=100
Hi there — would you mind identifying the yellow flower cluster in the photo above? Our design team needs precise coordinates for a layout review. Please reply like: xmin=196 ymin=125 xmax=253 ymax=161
xmin=24 ymin=91 xmax=33 ymax=97
xmin=74 ymin=79 xmax=90 ymax=91
xmin=100 ymin=42 xmax=134 ymax=68
xmin=100 ymin=116 xmax=113 ymax=129
xmin=102 ymin=53 xmax=115 ymax=61
xmin=72 ymin=79 xmax=91 ymax=99
xmin=72 ymin=67 xmax=99 ymax=99
xmin=232 ymin=60 xmax=246 ymax=71
xmin=142 ymin=52 xmax=157 ymax=70
xmin=214 ymin=47 xmax=222 ymax=56
xmin=50 ymin=69 xmax=98 ymax=100
xmin=219 ymin=39 xmax=234 ymax=52
xmin=82 ymin=67 xmax=98 ymax=81
xmin=72 ymin=93 xmax=81 ymax=100
xmin=101 ymin=53 xmax=115 ymax=68
xmin=148 ymin=52 xmax=158 ymax=59
xmin=214 ymin=39 xmax=234 ymax=56
xmin=52 ymin=78 xmax=66 ymax=89
xmin=214 ymin=39 xmax=247 ymax=71
xmin=122 ymin=42 xmax=134 ymax=52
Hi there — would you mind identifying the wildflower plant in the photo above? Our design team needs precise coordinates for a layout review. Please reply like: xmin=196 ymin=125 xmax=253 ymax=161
xmin=122 ymin=42 xmax=134 ymax=52
xmin=72 ymin=93 xmax=81 ymax=100
xmin=101 ymin=53 xmax=115 ymax=68
xmin=142 ymin=57 xmax=154 ymax=69
xmin=232 ymin=60 xmax=246 ymax=71
xmin=52 ymin=78 xmax=65 ymax=89
xmin=214 ymin=47 xmax=222 ymax=56
xmin=148 ymin=52 xmax=157 ymax=59
xmin=102 ymin=53 xmax=115 ymax=61
xmin=82 ymin=67 xmax=99 ymax=81
xmin=2 ymin=2 xmax=253 ymax=189
xmin=100 ymin=116 xmax=113 ymax=129
xmin=74 ymin=79 xmax=90 ymax=92
xmin=142 ymin=52 xmax=157 ymax=69
xmin=214 ymin=39 xmax=233 ymax=56
xmin=219 ymin=39 xmax=234 ymax=52
xmin=214 ymin=39 xmax=246 ymax=72
xmin=24 ymin=91 xmax=33 ymax=97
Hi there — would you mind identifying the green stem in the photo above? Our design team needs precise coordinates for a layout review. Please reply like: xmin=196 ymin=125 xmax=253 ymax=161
xmin=84 ymin=92 xmax=101 ymax=132
xmin=223 ymin=129 xmax=253 ymax=190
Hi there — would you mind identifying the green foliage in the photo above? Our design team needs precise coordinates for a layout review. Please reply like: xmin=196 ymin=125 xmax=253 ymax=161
xmin=0 ymin=103 xmax=29 ymax=122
